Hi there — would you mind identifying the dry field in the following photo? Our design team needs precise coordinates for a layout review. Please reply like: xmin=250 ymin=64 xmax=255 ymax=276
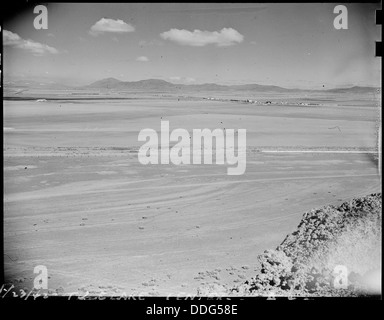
xmin=3 ymin=95 xmax=380 ymax=295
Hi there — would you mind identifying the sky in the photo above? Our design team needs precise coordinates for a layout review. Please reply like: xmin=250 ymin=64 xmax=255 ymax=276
xmin=3 ymin=3 xmax=381 ymax=89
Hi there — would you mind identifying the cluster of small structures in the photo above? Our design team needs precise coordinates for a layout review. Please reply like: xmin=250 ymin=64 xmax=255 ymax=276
xmin=34 ymin=93 xmax=321 ymax=107
xmin=203 ymin=96 xmax=321 ymax=107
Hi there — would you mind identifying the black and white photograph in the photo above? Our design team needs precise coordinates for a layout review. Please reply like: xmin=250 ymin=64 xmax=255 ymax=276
xmin=2 ymin=2 xmax=382 ymax=302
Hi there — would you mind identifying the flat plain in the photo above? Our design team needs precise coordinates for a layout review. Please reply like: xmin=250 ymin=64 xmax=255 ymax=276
xmin=3 ymin=93 xmax=380 ymax=295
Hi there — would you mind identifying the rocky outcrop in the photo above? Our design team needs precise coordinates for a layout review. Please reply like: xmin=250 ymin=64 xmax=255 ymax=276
xmin=231 ymin=193 xmax=382 ymax=297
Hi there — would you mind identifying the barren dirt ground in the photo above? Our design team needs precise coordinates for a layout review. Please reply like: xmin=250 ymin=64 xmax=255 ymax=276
xmin=3 ymin=98 xmax=380 ymax=295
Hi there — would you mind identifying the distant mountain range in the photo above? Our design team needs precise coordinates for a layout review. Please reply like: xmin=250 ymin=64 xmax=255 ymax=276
xmin=324 ymin=86 xmax=380 ymax=94
xmin=85 ymin=77 xmax=299 ymax=92
xmin=4 ymin=77 xmax=379 ymax=94
xmin=85 ymin=78 xmax=379 ymax=93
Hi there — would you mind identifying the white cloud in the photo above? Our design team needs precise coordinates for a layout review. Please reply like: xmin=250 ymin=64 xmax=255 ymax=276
xmin=136 ymin=56 xmax=149 ymax=62
xmin=90 ymin=18 xmax=135 ymax=36
xmin=3 ymin=30 xmax=59 ymax=56
xmin=160 ymin=28 xmax=244 ymax=47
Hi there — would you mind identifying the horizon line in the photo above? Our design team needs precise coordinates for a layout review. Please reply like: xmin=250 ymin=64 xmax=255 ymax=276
xmin=4 ymin=75 xmax=380 ymax=91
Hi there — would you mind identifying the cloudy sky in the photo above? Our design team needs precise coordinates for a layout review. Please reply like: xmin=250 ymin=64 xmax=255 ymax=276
xmin=3 ymin=3 xmax=381 ymax=89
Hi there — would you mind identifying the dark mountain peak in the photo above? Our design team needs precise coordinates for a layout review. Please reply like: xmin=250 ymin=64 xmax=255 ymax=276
xmin=88 ymin=77 xmax=123 ymax=88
